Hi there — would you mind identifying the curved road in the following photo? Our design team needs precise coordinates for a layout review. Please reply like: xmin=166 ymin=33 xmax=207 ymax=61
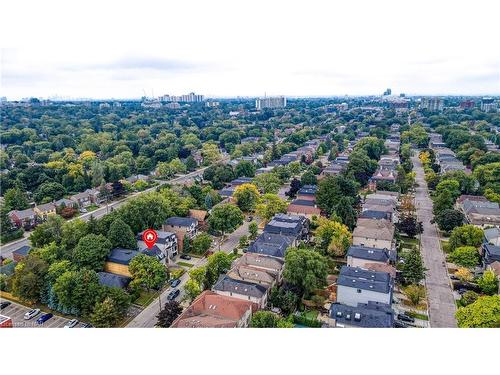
xmin=412 ymin=153 xmax=457 ymax=328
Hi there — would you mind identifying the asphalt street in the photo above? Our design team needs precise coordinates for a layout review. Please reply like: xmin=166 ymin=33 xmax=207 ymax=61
xmin=412 ymin=153 xmax=457 ymax=328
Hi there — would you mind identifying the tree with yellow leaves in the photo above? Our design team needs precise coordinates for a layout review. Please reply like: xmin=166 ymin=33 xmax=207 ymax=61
xmin=234 ymin=183 xmax=260 ymax=212
xmin=454 ymin=267 xmax=473 ymax=282
xmin=419 ymin=151 xmax=431 ymax=165
xmin=314 ymin=217 xmax=352 ymax=257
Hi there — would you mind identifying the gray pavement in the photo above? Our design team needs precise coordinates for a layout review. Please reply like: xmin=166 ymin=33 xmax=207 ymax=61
xmin=412 ymin=153 xmax=457 ymax=328
xmin=0 ymin=300 xmax=88 ymax=328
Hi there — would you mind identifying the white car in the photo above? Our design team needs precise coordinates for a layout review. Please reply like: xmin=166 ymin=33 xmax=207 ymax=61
xmin=24 ymin=308 xmax=41 ymax=320
xmin=64 ymin=319 xmax=79 ymax=328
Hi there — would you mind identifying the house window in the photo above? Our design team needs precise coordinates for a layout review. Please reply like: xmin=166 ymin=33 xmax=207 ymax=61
xmin=357 ymin=289 xmax=362 ymax=293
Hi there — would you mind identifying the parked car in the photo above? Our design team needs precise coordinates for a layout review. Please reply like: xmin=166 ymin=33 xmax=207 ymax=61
xmin=82 ymin=323 xmax=93 ymax=328
xmin=180 ymin=254 xmax=191 ymax=260
xmin=24 ymin=308 xmax=41 ymax=320
xmin=167 ymin=289 xmax=180 ymax=300
xmin=64 ymin=319 xmax=79 ymax=328
xmin=79 ymin=208 xmax=88 ymax=213
xmin=449 ymin=275 xmax=459 ymax=281
xmin=246 ymin=216 xmax=253 ymax=222
xmin=394 ymin=321 xmax=408 ymax=328
xmin=170 ymin=278 xmax=181 ymax=287
xmin=397 ymin=313 xmax=415 ymax=323
xmin=36 ymin=313 xmax=53 ymax=325
xmin=0 ymin=301 xmax=12 ymax=310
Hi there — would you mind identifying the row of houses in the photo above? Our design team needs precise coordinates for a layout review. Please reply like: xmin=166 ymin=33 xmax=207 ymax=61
xmin=429 ymin=133 xmax=466 ymax=173
xmin=171 ymin=213 xmax=311 ymax=327
xmin=328 ymin=128 xmax=402 ymax=328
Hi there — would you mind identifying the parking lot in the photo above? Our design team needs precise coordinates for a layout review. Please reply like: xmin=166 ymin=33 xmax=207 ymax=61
xmin=1 ymin=300 xmax=88 ymax=328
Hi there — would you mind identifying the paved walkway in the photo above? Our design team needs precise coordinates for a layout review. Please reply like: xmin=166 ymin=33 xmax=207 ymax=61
xmin=412 ymin=153 xmax=457 ymax=328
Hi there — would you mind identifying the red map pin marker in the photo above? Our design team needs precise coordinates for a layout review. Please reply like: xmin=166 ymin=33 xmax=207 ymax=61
xmin=142 ymin=229 xmax=158 ymax=249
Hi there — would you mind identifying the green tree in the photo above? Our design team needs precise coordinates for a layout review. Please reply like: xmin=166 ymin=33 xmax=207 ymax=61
xmin=72 ymin=234 xmax=112 ymax=271
xmin=448 ymin=246 xmax=480 ymax=268
xmin=314 ymin=217 xmax=352 ymax=257
xmin=11 ymin=255 xmax=48 ymax=303
xmin=255 ymin=193 xmax=288 ymax=222
xmin=129 ymin=254 xmax=167 ymax=291
xmin=208 ymin=204 xmax=244 ymax=240
xmin=333 ymin=197 xmax=356 ymax=230
xmin=205 ymin=252 xmax=232 ymax=288
xmin=301 ymin=171 xmax=317 ymax=186
xmin=316 ymin=175 xmax=358 ymax=216
xmin=235 ymin=160 xmax=256 ymax=178
xmin=403 ymin=284 xmax=426 ymax=306
xmin=61 ymin=219 xmax=89 ymax=253
xmin=249 ymin=221 xmax=258 ymax=240
xmin=3 ymin=188 xmax=29 ymax=211
xmin=185 ymin=155 xmax=197 ymax=172
xmin=269 ymin=287 xmax=299 ymax=315
xmin=0 ymin=206 xmax=23 ymax=243
xmin=90 ymin=297 xmax=121 ymax=327
xmin=191 ymin=233 xmax=212 ymax=255
xmin=53 ymin=268 xmax=101 ymax=315
xmin=434 ymin=209 xmax=464 ymax=232
xmin=283 ymin=247 xmax=328 ymax=296
xmin=456 ymin=295 xmax=500 ymax=328
xmin=354 ymin=136 xmax=387 ymax=160
xmin=250 ymin=311 xmax=281 ymax=328
xmin=29 ymin=215 xmax=65 ymax=248
xmin=108 ymin=218 xmax=137 ymax=250
xmin=184 ymin=278 xmax=203 ymax=301
xmin=448 ymin=225 xmax=484 ymax=252
xmin=34 ymin=181 xmax=66 ymax=203
xmin=233 ymin=183 xmax=260 ymax=212
xmin=253 ymin=173 xmax=282 ymax=194
xmin=477 ymin=270 xmax=499 ymax=295
xmin=157 ymin=300 xmax=183 ymax=327
xmin=432 ymin=190 xmax=455 ymax=215
xmin=400 ymin=248 xmax=426 ymax=285
xmin=435 ymin=179 xmax=460 ymax=200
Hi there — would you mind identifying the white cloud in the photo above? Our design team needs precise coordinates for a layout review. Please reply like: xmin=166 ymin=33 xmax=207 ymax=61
xmin=1 ymin=0 xmax=499 ymax=99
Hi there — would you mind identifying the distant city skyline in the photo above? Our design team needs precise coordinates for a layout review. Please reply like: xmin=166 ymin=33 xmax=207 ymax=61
xmin=1 ymin=1 xmax=499 ymax=100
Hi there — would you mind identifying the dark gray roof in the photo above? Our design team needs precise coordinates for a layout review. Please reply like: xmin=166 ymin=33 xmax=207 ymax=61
xmin=98 ymin=272 xmax=132 ymax=289
xmin=483 ymin=243 xmax=500 ymax=263
xmin=219 ymin=188 xmax=235 ymax=197
xmin=13 ymin=245 xmax=31 ymax=256
xmin=212 ymin=275 xmax=267 ymax=298
xmin=347 ymin=246 xmax=394 ymax=263
xmin=230 ymin=177 xmax=253 ymax=185
xmin=264 ymin=213 xmax=308 ymax=237
xmin=248 ymin=233 xmax=293 ymax=258
xmin=337 ymin=266 xmax=393 ymax=294
xmin=141 ymin=245 xmax=164 ymax=258
xmin=298 ymin=185 xmax=317 ymax=195
xmin=165 ymin=216 xmax=197 ymax=227
xmin=106 ymin=248 xmax=141 ymax=265
xmin=330 ymin=301 xmax=394 ymax=328
xmin=137 ymin=230 xmax=176 ymax=243
xmin=360 ymin=210 xmax=391 ymax=220
xmin=290 ymin=199 xmax=316 ymax=207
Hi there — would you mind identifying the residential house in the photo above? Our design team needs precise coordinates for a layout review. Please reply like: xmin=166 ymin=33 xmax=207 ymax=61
xmin=12 ymin=245 xmax=31 ymax=262
xmin=70 ymin=189 xmax=93 ymax=207
xmin=346 ymin=245 xmax=395 ymax=268
xmin=352 ymin=218 xmax=395 ymax=250
xmin=171 ymin=291 xmax=258 ymax=328
xmin=163 ymin=217 xmax=198 ymax=251
xmin=9 ymin=208 xmax=37 ymax=229
xmin=484 ymin=227 xmax=500 ymax=246
xmin=287 ymin=199 xmax=321 ymax=219
xmin=137 ymin=230 xmax=178 ymax=260
xmin=124 ymin=174 xmax=150 ymax=184
xmin=320 ymin=163 xmax=345 ymax=178
xmin=232 ymin=253 xmax=284 ymax=283
xmin=328 ymin=301 xmax=394 ymax=328
xmin=481 ymin=243 xmax=500 ymax=269
xmin=54 ymin=198 xmax=75 ymax=209
xmin=336 ymin=266 xmax=394 ymax=307
xmin=227 ymin=262 xmax=278 ymax=289
xmin=97 ymin=272 xmax=132 ymax=289
xmin=296 ymin=185 xmax=317 ymax=201
xmin=189 ymin=209 xmax=208 ymax=226
xmin=247 ymin=232 xmax=293 ymax=259
xmin=33 ymin=202 xmax=57 ymax=220
xmin=263 ymin=213 xmax=310 ymax=245
xmin=458 ymin=197 xmax=500 ymax=228
xmin=212 ymin=275 xmax=268 ymax=308
xmin=104 ymin=248 xmax=141 ymax=277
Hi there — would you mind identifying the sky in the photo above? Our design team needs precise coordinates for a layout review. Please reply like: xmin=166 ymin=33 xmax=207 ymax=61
xmin=1 ymin=0 xmax=499 ymax=100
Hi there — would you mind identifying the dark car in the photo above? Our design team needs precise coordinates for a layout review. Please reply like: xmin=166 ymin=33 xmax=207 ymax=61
xmin=0 ymin=301 xmax=12 ymax=310
xmin=246 ymin=216 xmax=253 ymax=222
xmin=167 ymin=289 xmax=180 ymax=301
xmin=36 ymin=313 xmax=53 ymax=325
xmin=170 ymin=278 xmax=181 ymax=287
xmin=397 ymin=313 xmax=415 ymax=323
xmin=82 ymin=323 xmax=94 ymax=328
xmin=180 ymin=254 xmax=191 ymax=260
xmin=393 ymin=321 xmax=408 ymax=328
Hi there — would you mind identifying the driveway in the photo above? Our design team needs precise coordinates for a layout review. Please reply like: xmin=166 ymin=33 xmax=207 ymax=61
xmin=411 ymin=153 xmax=457 ymax=327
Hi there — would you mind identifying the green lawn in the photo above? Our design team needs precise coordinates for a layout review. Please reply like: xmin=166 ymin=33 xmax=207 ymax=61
xmin=406 ymin=311 xmax=429 ymax=321
xmin=134 ymin=290 xmax=158 ymax=307
xmin=440 ymin=240 xmax=450 ymax=253
xmin=177 ymin=261 xmax=193 ymax=268
xmin=86 ymin=204 xmax=99 ymax=212
xmin=303 ymin=310 xmax=319 ymax=320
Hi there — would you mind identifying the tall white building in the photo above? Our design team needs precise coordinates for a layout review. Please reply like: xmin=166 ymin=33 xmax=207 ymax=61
xmin=420 ymin=97 xmax=444 ymax=112
xmin=160 ymin=92 xmax=204 ymax=103
xmin=255 ymin=96 xmax=287 ymax=110
xmin=481 ymin=98 xmax=497 ymax=112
